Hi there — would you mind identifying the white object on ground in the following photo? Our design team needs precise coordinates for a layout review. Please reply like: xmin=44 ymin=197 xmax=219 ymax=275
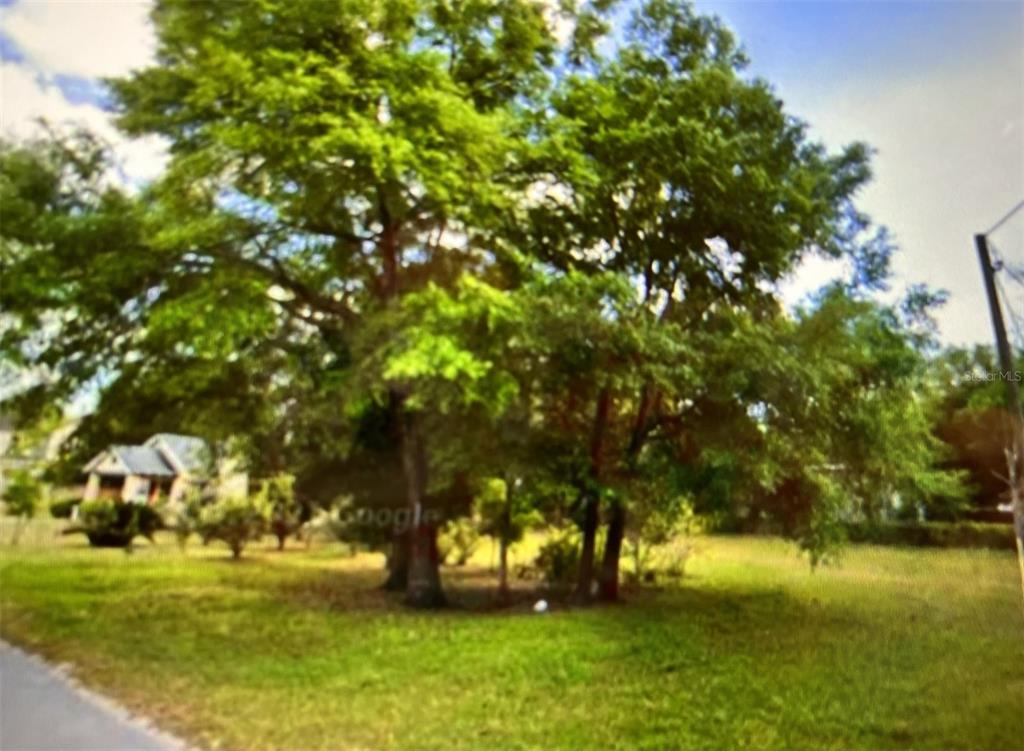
xmin=533 ymin=599 xmax=549 ymax=613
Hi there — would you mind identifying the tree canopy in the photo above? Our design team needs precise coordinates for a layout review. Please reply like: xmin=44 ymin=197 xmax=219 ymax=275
xmin=0 ymin=0 xmax=969 ymax=606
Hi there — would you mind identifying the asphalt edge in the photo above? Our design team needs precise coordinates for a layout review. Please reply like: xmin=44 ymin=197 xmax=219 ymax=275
xmin=0 ymin=639 xmax=197 ymax=751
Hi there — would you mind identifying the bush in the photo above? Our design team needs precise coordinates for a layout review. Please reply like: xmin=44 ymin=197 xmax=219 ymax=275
xmin=844 ymin=520 xmax=1015 ymax=550
xmin=534 ymin=527 xmax=581 ymax=587
xmin=197 ymin=495 xmax=270 ymax=559
xmin=263 ymin=474 xmax=301 ymax=550
xmin=624 ymin=500 xmax=701 ymax=584
xmin=2 ymin=470 xmax=42 ymax=544
xmin=438 ymin=517 xmax=480 ymax=566
xmin=49 ymin=497 xmax=80 ymax=519
xmin=160 ymin=494 xmax=203 ymax=550
xmin=64 ymin=499 xmax=163 ymax=549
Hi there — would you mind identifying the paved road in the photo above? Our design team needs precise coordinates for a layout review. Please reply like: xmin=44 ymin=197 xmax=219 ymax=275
xmin=0 ymin=641 xmax=185 ymax=751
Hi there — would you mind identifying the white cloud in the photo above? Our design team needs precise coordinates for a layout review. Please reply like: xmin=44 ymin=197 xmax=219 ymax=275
xmin=1 ymin=60 xmax=167 ymax=184
xmin=0 ymin=1 xmax=166 ymax=186
xmin=0 ymin=0 xmax=155 ymax=79
xmin=779 ymin=254 xmax=852 ymax=308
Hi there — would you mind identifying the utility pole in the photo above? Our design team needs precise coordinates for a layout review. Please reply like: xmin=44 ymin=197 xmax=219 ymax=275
xmin=975 ymin=232 xmax=1024 ymax=604
xmin=976 ymin=234 xmax=1022 ymax=416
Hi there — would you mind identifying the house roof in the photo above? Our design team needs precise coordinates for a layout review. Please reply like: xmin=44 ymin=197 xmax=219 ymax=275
xmin=145 ymin=433 xmax=208 ymax=473
xmin=83 ymin=433 xmax=210 ymax=478
xmin=108 ymin=446 xmax=177 ymax=478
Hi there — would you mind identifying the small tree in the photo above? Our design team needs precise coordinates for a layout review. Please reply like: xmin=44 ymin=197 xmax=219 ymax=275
xmin=623 ymin=493 xmax=699 ymax=584
xmin=160 ymin=492 xmax=204 ymax=551
xmin=3 ymin=470 xmax=42 ymax=545
xmin=477 ymin=476 xmax=540 ymax=600
xmin=197 ymin=494 xmax=270 ymax=559
xmin=263 ymin=474 xmax=301 ymax=551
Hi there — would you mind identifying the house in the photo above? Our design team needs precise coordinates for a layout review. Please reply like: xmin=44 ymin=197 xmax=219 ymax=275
xmin=82 ymin=433 xmax=247 ymax=504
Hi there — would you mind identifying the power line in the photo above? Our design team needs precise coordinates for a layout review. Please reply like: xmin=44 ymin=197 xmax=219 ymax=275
xmin=995 ymin=273 xmax=1024 ymax=350
xmin=984 ymin=199 xmax=1024 ymax=237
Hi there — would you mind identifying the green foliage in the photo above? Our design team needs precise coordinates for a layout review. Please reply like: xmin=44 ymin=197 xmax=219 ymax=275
xmin=261 ymin=473 xmax=302 ymax=550
xmin=65 ymin=500 xmax=163 ymax=549
xmin=624 ymin=494 xmax=700 ymax=583
xmin=925 ymin=344 xmax=1024 ymax=514
xmin=48 ymin=497 xmax=80 ymax=519
xmin=675 ymin=288 xmax=969 ymax=562
xmin=844 ymin=520 xmax=1016 ymax=550
xmin=0 ymin=0 xmax=972 ymax=588
xmin=438 ymin=517 xmax=481 ymax=566
xmin=197 ymin=494 xmax=271 ymax=559
xmin=533 ymin=527 xmax=582 ymax=587
xmin=2 ymin=470 xmax=42 ymax=544
xmin=476 ymin=477 xmax=541 ymax=546
xmin=161 ymin=493 xmax=204 ymax=550
xmin=2 ymin=470 xmax=41 ymax=519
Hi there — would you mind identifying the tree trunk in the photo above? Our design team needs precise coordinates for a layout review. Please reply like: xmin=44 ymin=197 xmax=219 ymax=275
xmin=401 ymin=409 xmax=445 ymax=608
xmin=383 ymin=530 xmax=410 ymax=591
xmin=408 ymin=521 xmax=445 ymax=608
xmin=575 ymin=387 xmax=612 ymax=601
xmin=497 ymin=536 xmax=509 ymax=601
xmin=575 ymin=492 xmax=600 ymax=601
xmin=598 ymin=385 xmax=654 ymax=602
xmin=496 ymin=477 xmax=512 ymax=602
xmin=598 ymin=499 xmax=625 ymax=602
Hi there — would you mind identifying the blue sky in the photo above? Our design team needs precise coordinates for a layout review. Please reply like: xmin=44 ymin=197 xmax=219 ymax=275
xmin=1 ymin=0 xmax=1022 ymax=346
xmin=698 ymin=0 xmax=1024 ymax=345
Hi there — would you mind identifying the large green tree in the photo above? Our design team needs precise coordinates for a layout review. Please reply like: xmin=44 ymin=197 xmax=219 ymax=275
xmin=5 ymin=0 xmax=561 ymax=607
xmin=1 ymin=0 xmax=968 ymax=610
xmin=515 ymin=0 xmax=889 ymax=599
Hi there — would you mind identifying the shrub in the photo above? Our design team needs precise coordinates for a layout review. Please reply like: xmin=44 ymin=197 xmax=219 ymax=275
xmin=438 ymin=516 xmax=480 ymax=566
xmin=64 ymin=499 xmax=163 ymax=549
xmin=298 ymin=505 xmax=354 ymax=552
xmin=49 ymin=497 xmax=80 ymax=519
xmin=197 ymin=495 xmax=270 ymax=559
xmin=160 ymin=494 xmax=203 ymax=550
xmin=534 ymin=527 xmax=581 ymax=587
xmin=2 ymin=470 xmax=42 ymax=544
xmin=844 ymin=520 xmax=1015 ymax=550
xmin=263 ymin=474 xmax=301 ymax=551
xmin=658 ymin=543 xmax=694 ymax=581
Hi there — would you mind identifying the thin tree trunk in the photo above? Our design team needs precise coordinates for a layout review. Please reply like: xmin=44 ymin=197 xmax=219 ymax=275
xmin=496 ymin=476 xmax=512 ymax=602
xmin=575 ymin=387 xmax=611 ymax=601
xmin=598 ymin=386 xmax=654 ymax=602
xmin=402 ymin=409 xmax=445 ymax=608
xmin=497 ymin=536 xmax=509 ymax=600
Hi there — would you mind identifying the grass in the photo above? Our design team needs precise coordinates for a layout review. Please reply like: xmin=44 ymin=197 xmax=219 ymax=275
xmin=1 ymin=521 xmax=1022 ymax=751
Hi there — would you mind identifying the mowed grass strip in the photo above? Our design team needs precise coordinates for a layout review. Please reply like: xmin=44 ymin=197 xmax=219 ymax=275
xmin=1 ymin=532 xmax=1021 ymax=751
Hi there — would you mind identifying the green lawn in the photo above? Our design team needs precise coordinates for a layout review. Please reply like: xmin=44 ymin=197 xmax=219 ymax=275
xmin=1 ymin=526 xmax=1022 ymax=751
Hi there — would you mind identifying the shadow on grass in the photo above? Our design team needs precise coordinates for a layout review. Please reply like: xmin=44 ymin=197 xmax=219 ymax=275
xmin=271 ymin=561 xmax=819 ymax=635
